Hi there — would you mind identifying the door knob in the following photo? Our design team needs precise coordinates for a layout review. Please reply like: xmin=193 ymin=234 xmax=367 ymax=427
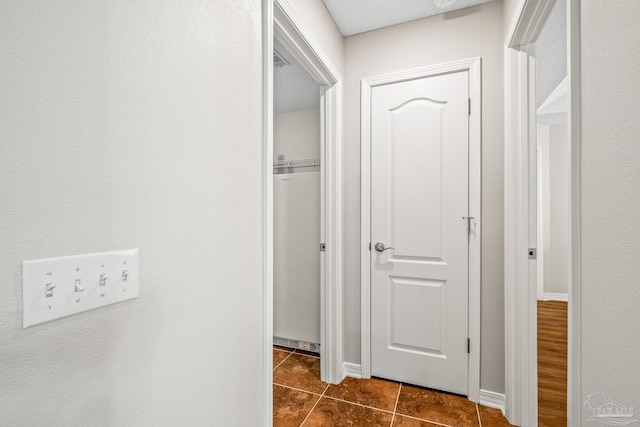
xmin=374 ymin=242 xmax=394 ymax=252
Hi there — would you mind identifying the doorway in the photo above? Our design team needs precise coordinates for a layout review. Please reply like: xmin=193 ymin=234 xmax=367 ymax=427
xmin=503 ymin=0 xmax=579 ymax=425
xmin=272 ymin=38 xmax=322 ymax=353
xmin=534 ymin=1 xmax=569 ymax=423
xmin=265 ymin=0 xmax=344 ymax=397
xmin=360 ymin=58 xmax=482 ymax=402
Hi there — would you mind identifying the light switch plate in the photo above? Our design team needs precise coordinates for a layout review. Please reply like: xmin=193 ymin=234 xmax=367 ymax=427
xmin=22 ymin=249 xmax=139 ymax=328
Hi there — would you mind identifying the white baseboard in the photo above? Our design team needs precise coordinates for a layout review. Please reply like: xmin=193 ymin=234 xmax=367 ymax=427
xmin=540 ymin=292 xmax=568 ymax=302
xmin=479 ymin=389 xmax=506 ymax=413
xmin=342 ymin=362 xmax=362 ymax=379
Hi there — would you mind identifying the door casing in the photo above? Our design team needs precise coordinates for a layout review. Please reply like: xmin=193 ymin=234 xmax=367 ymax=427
xmin=360 ymin=57 xmax=482 ymax=403
xmin=273 ymin=0 xmax=344 ymax=387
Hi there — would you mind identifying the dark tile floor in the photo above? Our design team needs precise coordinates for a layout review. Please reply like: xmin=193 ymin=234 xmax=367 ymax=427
xmin=273 ymin=346 xmax=513 ymax=426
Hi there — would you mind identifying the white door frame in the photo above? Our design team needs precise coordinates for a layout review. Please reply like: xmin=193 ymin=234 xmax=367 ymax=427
xmin=273 ymin=0 xmax=344 ymax=385
xmin=262 ymin=0 xmax=344 ymax=423
xmin=360 ymin=58 xmax=482 ymax=403
xmin=503 ymin=0 xmax=581 ymax=425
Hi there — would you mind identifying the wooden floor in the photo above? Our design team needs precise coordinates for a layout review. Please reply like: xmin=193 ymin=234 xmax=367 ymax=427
xmin=538 ymin=300 xmax=568 ymax=426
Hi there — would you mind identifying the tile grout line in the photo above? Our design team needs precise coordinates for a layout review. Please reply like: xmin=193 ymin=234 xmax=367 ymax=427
xmin=391 ymin=383 xmax=453 ymax=427
xmin=294 ymin=380 xmax=455 ymax=427
xmin=273 ymin=383 xmax=324 ymax=397
xmin=391 ymin=412 xmax=454 ymax=427
xmin=476 ymin=403 xmax=482 ymax=427
xmin=317 ymin=392 xmax=451 ymax=427
xmin=273 ymin=349 xmax=295 ymax=371
xmin=299 ymin=383 xmax=330 ymax=426
xmin=390 ymin=383 xmax=402 ymax=426
xmin=273 ymin=355 xmax=467 ymax=427
xmin=320 ymin=395 xmax=396 ymax=415
xmin=293 ymin=349 xmax=320 ymax=359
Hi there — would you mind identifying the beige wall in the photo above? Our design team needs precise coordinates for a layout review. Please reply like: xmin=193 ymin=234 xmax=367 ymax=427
xmin=538 ymin=125 xmax=552 ymax=293
xmin=502 ymin=0 xmax=525 ymax=41
xmin=344 ymin=1 xmax=505 ymax=393
xmin=537 ymin=124 xmax=570 ymax=296
xmin=579 ymin=0 xmax=640 ymax=419
xmin=286 ymin=0 xmax=345 ymax=76
xmin=274 ymin=108 xmax=321 ymax=160
xmin=547 ymin=125 xmax=570 ymax=295
xmin=0 ymin=1 xmax=264 ymax=425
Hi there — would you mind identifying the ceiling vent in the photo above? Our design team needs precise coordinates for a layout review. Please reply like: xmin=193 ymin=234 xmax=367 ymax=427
xmin=273 ymin=49 xmax=290 ymax=68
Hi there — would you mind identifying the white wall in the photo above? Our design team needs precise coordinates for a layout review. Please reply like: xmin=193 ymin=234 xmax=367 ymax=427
xmin=0 ymin=1 xmax=264 ymax=426
xmin=537 ymin=124 xmax=570 ymax=296
xmin=273 ymin=108 xmax=321 ymax=344
xmin=274 ymin=172 xmax=321 ymax=343
xmin=274 ymin=108 xmax=321 ymax=160
xmin=344 ymin=1 xmax=506 ymax=393
xmin=538 ymin=126 xmax=552 ymax=295
xmin=547 ymin=125 xmax=570 ymax=295
xmin=579 ymin=0 xmax=640 ymax=420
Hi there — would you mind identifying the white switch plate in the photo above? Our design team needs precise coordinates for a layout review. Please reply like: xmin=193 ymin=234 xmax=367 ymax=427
xmin=22 ymin=249 xmax=139 ymax=328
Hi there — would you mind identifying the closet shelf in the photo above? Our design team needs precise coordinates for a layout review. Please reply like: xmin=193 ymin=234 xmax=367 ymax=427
xmin=273 ymin=157 xmax=320 ymax=174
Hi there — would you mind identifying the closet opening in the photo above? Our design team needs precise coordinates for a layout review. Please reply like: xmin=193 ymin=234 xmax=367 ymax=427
xmin=267 ymin=0 xmax=344 ymax=388
xmin=503 ymin=0 xmax=576 ymax=424
xmin=272 ymin=38 xmax=322 ymax=356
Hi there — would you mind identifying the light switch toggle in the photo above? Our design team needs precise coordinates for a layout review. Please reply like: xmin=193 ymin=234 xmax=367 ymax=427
xmin=22 ymin=249 xmax=139 ymax=328
xmin=45 ymin=282 xmax=56 ymax=298
xmin=121 ymin=270 xmax=129 ymax=282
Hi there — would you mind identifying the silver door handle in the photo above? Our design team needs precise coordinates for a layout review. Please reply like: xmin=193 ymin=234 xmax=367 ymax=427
xmin=374 ymin=242 xmax=394 ymax=252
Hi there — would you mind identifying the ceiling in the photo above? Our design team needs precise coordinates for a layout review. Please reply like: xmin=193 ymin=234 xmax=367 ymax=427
xmin=535 ymin=0 xmax=567 ymax=111
xmin=274 ymin=39 xmax=321 ymax=114
xmin=321 ymin=0 xmax=496 ymax=37
xmin=274 ymin=0 xmax=501 ymax=113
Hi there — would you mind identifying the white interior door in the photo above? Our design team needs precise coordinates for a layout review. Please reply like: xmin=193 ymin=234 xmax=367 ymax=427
xmin=370 ymin=71 xmax=470 ymax=395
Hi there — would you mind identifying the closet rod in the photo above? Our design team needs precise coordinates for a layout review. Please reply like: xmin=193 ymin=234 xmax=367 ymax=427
xmin=273 ymin=157 xmax=320 ymax=173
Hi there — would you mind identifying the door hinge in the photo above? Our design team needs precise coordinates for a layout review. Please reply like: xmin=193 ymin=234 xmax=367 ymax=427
xmin=320 ymin=243 xmax=326 ymax=252
xmin=369 ymin=242 xmax=371 ymax=251
xmin=468 ymin=98 xmax=471 ymax=115
xmin=528 ymin=248 xmax=537 ymax=260
xmin=467 ymin=338 xmax=470 ymax=354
